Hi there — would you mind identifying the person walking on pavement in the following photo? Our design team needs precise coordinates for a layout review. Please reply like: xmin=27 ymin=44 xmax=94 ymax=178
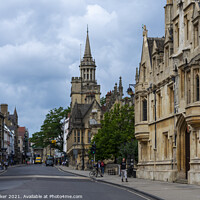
xmin=120 ymin=158 xmax=128 ymax=182
xmin=100 ymin=160 xmax=105 ymax=175
xmin=96 ymin=160 xmax=103 ymax=177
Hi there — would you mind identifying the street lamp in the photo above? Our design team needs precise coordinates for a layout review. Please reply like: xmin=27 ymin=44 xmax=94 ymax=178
xmin=126 ymin=84 xmax=135 ymax=96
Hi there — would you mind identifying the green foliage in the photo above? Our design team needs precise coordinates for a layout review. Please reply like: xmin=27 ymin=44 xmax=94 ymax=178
xmin=100 ymin=97 xmax=106 ymax=106
xmin=92 ymin=104 xmax=136 ymax=162
xmin=30 ymin=107 xmax=70 ymax=152
xmin=117 ymin=140 xmax=138 ymax=164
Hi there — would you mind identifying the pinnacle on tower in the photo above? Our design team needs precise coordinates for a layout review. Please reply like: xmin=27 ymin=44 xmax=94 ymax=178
xmin=84 ymin=26 xmax=92 ymax=58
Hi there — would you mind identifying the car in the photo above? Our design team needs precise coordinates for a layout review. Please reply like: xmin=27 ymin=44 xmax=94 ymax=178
xmin=46 ymin=157 xmax=54 ymax=167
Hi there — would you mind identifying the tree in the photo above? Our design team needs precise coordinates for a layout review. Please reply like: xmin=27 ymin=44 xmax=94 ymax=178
xmin=117 ymin=140 xmax=138 ymax=164
xmin=92 ymin=104 xmax=136 ymax=163
xmin=30 ymin=107 xmax=70 ymax=152
xmin=29 ymin=131 xmax=45 ymax=148
xmin=100 ymin=97 xmax=106 ymax=106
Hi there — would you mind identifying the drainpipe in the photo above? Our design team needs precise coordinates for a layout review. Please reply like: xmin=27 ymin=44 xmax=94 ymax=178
xmin=172 ymin=70 xmax=177 ymax=171
xmin=153 ymin=90 xmax=157 ymax=180
xmin=153 ymin=90 xmax=157 ymax=149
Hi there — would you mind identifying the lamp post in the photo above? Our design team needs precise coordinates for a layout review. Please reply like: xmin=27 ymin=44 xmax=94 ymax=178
xmin=127 ymin=84 xmax=135 ymax=105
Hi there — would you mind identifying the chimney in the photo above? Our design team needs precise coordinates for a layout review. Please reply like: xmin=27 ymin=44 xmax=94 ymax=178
xmin=0 ymin=104 xmax=8 ymax=116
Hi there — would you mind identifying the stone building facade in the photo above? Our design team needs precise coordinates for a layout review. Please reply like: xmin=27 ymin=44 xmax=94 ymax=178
xmin=0 ymin=104 xmax=19 ymax=164
xmin=135 ymin=0 xmax=200 ymax=184
xmin=67 ymin=29 xmax=102 ymax=169
xmin=104 ymin=77 xmax=134 ymax=111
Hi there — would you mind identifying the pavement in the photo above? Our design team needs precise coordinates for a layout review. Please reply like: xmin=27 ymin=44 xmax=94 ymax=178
xmin=0 ymin=164 xmax=26 ymax=174
xmin=56 ymin=165 xmax=200 ymax=200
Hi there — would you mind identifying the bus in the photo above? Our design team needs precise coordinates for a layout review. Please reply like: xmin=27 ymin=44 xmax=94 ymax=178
xmin=34 ymin=154 xmax=42 ymax=164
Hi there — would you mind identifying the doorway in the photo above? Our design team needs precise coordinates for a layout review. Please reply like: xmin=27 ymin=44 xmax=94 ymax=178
xmin=177 ymin=115 xmax=190 ymax=180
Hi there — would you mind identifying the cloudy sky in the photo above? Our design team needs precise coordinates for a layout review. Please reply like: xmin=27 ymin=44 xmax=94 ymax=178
xmin=0 ymin=0 xmax=166 ymax=136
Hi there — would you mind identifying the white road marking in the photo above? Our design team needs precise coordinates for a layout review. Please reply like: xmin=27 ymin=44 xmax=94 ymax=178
xmin=0 ymin=175 xmax=90 ymax=180
xmin=98 ymin=181 xmax=154 ymax=200
xmin=0 ymin=170 xmax=7 ymax=175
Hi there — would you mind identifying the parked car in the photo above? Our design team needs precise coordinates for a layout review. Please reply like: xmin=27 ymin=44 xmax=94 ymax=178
xmin=46 ymin=157 xmax=54 ymax=167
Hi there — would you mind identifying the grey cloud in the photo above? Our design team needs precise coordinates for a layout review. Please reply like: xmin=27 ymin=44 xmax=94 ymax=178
xmin=0 ymin=0 xmax=165 ymax=135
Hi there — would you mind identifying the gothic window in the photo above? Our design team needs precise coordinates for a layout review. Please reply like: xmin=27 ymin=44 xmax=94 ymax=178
xmin=165 ymin=46 xmax=169 ymax=68
xmin=142 ymin=63 xmax=147 ymax=82
xmin=143 ymin=99 xmax=147 ymax=121
xmin=163 ymin=132 xmax=168 ymax=159
xmin=77 ymin=131 xmax=80 ymax=143
xmin=187 ymin=71 xmax=191 ymax=104
xmin=175 ymin=23 xmax=179 ymax=48
xmin=157 ymin=92 xmax=162 ymax=118
xmin=74 ymin=131 xmax=76 ymax=143
xmin=169 ymin=86 xmax=174 ymax=114
xmin=196 ymin=75 xmax=199 ymax=101
xmin=181 ymin=70 xmax=185 ymax=98
xmin=194 ymin=22 xmax=199 ymax=48
xmin=184 ymin=15 xmax=189 ymax=41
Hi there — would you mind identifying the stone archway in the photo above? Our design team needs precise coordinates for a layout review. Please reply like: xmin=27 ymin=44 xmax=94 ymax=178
xmin=176 ymin=114 xmax=190 ymax=179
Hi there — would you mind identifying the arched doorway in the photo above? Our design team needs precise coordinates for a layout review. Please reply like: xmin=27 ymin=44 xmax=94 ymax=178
xmin=176 ymin=114 xmax=190 ymax=179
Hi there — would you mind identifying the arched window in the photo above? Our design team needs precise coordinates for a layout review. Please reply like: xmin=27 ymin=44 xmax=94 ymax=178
xmin=143 ymin=99 xmax=147 ymax=121
xmin=196 ymin=75 xmax=199 ymax=101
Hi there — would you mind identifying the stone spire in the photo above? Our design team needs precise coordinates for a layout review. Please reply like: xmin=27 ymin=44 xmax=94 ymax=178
xmin=119 ymin=77 xmax=123 ymax=100
xmin=83 ymin=26 xmax=92 ymax=59
xmin=80 ymin=26 xmax=96 ymax=82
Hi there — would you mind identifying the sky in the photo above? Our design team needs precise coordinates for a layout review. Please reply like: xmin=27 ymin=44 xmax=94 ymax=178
xmin=0 ymin=0 xmax=166 ymax=136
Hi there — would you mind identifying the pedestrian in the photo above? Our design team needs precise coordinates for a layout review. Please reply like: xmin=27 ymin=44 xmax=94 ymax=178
xmin=96 ymin=161 xmax=103 ymax=177
xmin=120 ymin=158 xmax=128 ymax=182
xmin=100 ymin=160 xmax=105 ymax=175
xmin=4 ymin=160 xmax=8 ymax=170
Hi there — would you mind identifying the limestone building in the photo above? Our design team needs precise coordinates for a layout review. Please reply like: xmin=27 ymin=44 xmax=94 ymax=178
xmin=0 ymin=104 xmax=19 ymax=164
xmin=67 ymin=29 xmax=102 ymax=169
xmin=135 ymin=0 xmax=200 ymax=184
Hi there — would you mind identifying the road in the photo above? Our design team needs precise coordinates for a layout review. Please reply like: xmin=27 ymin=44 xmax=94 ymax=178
xmin=0 ymin=165 xmax=155 ymax=200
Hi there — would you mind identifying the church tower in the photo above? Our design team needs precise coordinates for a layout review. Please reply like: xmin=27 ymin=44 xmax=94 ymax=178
xmin=70 ymin=28 xmax=101 ymax=108
xmin=80 ymin=27 xmax=96 ymax=84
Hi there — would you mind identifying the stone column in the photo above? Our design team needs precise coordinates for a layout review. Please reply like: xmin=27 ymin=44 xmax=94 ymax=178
xmin=89 ymin=69 xmax=91 ymax=81
xmin=92 ymin=69 xmax=94 ymax=81
xmin=185 ymin=71 xmax=187 ymax=104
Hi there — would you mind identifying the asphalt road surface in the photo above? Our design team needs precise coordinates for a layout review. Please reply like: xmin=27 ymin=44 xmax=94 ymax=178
xmin=0 ymin=165 xmax=154 ymax=200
